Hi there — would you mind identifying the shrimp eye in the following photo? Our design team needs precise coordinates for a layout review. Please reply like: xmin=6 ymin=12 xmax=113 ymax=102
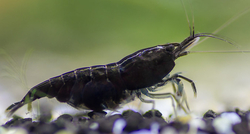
xmin=165 ymin=45 xmax=175 ymax=52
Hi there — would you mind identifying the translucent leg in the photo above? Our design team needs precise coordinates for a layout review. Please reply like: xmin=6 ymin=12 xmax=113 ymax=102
xmin=139 ymin=73 xmax=196 ymax=115
xmin=136 ymin=91 xmax=155 ymax=109
xmin=157 ymin=73 xmax=196 ymax=96
xmin=145 ymin=72 xmax=196 ymax=97
xmin=170 ymin=73 xmax=197 ymax=97
xmin=138 ymin=89 xmax=181 ymax=116
xmin=171 ymin=78 xmax=190 ymax=111
xmin=149 ymin=73 xmax=196 ymax=110
xmin=146 ymin=74 xmax=171 ymax=92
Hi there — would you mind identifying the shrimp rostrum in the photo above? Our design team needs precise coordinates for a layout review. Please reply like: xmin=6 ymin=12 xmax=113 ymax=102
xmin=5 ymin=31 xmax=231 ymax=117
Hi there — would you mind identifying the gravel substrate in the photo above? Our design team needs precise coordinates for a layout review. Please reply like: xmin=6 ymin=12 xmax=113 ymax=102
xmin=1 ymin=109 xmax=250 ymax=134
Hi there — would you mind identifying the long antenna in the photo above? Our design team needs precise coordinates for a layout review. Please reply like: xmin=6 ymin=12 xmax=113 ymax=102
xmin=180 ymin=1 xmax=250 ymax=54
xmin=180 ymin=0 xmax=192 ymax=36
xmin=189 ymin=50 xmax=250 ymax=54
xmin=195 ymin=7 xmax=250 ymax=47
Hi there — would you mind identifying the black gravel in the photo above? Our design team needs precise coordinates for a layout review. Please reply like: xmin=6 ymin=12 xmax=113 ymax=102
xmin=2 ymin=109 xmax=250 ymax=134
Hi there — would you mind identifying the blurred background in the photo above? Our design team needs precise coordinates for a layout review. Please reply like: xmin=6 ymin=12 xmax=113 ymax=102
xmin=1 ymin=0 xmax=250 ymax=122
